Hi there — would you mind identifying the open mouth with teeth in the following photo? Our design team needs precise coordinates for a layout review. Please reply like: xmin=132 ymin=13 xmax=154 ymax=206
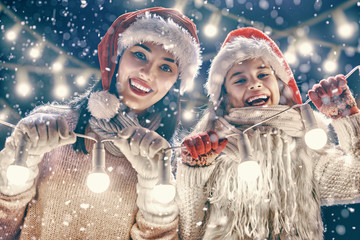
xmin=246 ymin=95 xmax=270 ymax=106
xmin=129 ymin=78 xmax=153 ymax=96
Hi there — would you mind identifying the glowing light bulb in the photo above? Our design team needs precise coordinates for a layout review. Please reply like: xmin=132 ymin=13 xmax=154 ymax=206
xmin=6 ymin=165 xmax=30 ymax=186
xmin=238 ymin=160 xmax=261 ymax=182
xmin=323 ymin=59 xmax=338 ymax=73
xmin=204 ymin=24 xmax=218 ymax=38
xmin=152 ymin=184 xmax=176 ymax=204
xmin=298 ymin=41 xmax=313 ymax=56
xmin=86 ymin=172 xmax=110 ymax=193
xmin=304 ymin=128 xmax=327 ymax=150
xmin=54 ymin=84 xmax=70 ymax=99
xmin=16 ymin=82 xmax=32 ymax=97
xmin=29 ymin=47 xmax=41 ymax=59
xmin=183 ymin=110 xmax=193 ymax=121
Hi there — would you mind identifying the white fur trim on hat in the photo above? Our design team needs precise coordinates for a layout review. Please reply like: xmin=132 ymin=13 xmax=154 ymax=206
xmin=88 ymin=91 xmax=120 ymax=119
xmin=117 ymin=11 xmax=202 ymax=94
xmin=206 ymin=36 xmax=292 ymax=105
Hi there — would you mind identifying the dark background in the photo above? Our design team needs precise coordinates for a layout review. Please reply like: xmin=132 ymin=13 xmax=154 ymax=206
xmin=0 ymin=0 xmax=359 ymax=238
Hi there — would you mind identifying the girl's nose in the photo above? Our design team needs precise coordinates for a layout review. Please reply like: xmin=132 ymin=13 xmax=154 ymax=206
xmin=248 ymin=78 xmax=263 ymax=90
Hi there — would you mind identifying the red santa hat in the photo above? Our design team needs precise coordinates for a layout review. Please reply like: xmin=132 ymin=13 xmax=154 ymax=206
xmin=88 ymin=7 xmax=202 ymax=119
xmin=206 ymin=27 xmax=302 ymax=107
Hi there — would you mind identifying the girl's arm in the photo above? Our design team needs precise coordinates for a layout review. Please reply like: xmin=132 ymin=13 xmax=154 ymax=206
xmin=309 ymin=75 xmax=360 ymax=204
xmin=176 ymin=131 xmax=227 ymax=239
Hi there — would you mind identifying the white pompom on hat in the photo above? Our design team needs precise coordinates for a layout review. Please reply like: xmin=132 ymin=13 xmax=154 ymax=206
xmin=88 ymin=7 xmax=202 ymax=120
xmin=206 ymin=27 xmax=302 ymax=107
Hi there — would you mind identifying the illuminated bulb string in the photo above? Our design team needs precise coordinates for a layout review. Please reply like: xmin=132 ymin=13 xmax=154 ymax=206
xmin=0 ymin=120 xmax=174 ymax=200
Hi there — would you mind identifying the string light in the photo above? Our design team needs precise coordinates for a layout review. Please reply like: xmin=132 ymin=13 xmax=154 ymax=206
xmin=332 ymin=9 xmax=358 ymax=39
xmin=29 ymin=42 xmax=44 ymax=59
xmin=297 ymin=39 xmax=314 ymax=57
xmin=323 ymin=47 xmax=340 ymax=74
xmin=6 ymin=134 xmax=31 ymax=186
xmin=152 ymin=150 xmax=176 ymax=204
xmin=86 ymin=141 xmax=110 ymax=193
xmin=203 ymin=10 xmax=221 ymax=38
xmin=5 ymin=24 xmax=21 ymax=41
xmin=15 ymin=68 xmax=32 ymax=98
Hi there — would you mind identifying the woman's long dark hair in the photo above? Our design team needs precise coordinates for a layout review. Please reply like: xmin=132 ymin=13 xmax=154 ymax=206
xmin=69 ymin=64 xmax=181 ymax=154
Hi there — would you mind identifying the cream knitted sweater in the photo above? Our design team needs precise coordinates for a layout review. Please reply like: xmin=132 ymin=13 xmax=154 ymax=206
xmin=176 ymin=109 xmax=360 ymax=240
xmin=0 ymin=105 xmax=179 ymax=240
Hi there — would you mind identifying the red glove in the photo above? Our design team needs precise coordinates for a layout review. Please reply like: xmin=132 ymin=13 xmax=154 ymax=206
xmin=308 ymin=74 xmax=359 ymax=119
xmin=181 ymin=130 xmax=228 ymax=167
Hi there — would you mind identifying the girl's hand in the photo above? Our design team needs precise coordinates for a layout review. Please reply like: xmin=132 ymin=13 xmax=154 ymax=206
xmin=181 ymin=130 xmax=228 ymax=167
xmin=308 ymin=74 xmax=359 ymax=119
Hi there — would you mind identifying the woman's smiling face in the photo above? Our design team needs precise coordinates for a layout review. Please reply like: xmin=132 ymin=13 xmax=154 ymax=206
xmin=117 ymin=42 xmax=179 ymax=113
xmin=224 ymin=58 xmax=280 ymax=108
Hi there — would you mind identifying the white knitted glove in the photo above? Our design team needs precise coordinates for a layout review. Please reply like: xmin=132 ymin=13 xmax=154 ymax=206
xmin=10 ymin=113 xmax=76 ymax=156
xmin=0 ymin=113 xmax=76 ymax=195
xmin=114 ymin=126 xmax=172 ymax=187
xmin=114 ymin=126 xmax=178 ymax=224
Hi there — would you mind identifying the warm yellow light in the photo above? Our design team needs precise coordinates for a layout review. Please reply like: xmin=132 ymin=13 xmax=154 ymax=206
xmin=6 ymin=165 xmax=30 ymax=186
xmin=238 ymin=161 xmax=261 ymax=182
xmin=76 ymin=75 xmax=87 ymax=87
xmin=52 ymin=61 xmax=63 ymax=72
xmin=29 ymin=47 xmax=41 ymax=59
xmin=183 ymin=110 xmax=193 ymax=121
xmin=337 ymin=23 xmax=356 ymax=39
xmin=298 ymin=41 xmax=313 ymax=56
xmin=16 ymin=82 xmax=32 ymax=97
xmin=54 ymin=84 xmax=70 ymax=99
xmin=204 ymin=24 xmax=218 ymax=38
xmin=152 ymin=184 xmax=176 ymax=204
xmin=323 ymin=60 xmax=338 ymax=73
xmin=304 ymin=128 xmax=327 ymax=150
xmin=86 ymin=172 xmax=110 ymax=193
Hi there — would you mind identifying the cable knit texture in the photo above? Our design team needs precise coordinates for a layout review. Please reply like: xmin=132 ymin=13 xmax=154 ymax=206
xmin=0 ymin=105 xmax=178 ymax=240
xmin=177 ymin=106 xmax=360 ymax=240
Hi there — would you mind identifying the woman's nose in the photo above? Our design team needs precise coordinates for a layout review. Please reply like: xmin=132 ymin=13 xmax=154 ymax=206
xmin=139 ymin=63 xmax=154 ymax=81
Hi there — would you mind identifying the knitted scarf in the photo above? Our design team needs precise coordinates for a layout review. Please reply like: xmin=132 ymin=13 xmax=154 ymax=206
xmin=89 ymin=111 xmax=161 ymax=157
xmin=204 ymin=106 xmax=323 ymax=240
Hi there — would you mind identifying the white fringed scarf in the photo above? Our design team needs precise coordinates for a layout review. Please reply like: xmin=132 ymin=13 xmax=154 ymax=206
xmin=203 ymin=106 xmax=323 ymax=240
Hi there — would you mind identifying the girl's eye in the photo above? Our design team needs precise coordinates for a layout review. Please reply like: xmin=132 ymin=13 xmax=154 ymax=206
xmin=258 ymin=73 xmax=269 ymax=79
xmin=160 ymin=64 xmax=172 ymax=72
xmin=234 ymin=78 xmax=246 ymax=84
xmin=132 ymin=51 xmax=146 ymax=61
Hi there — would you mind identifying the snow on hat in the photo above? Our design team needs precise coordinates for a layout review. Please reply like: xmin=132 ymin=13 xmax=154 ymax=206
xmin=89 ymin=7 xmax=202 ymax=119
xmin=98 ymin=7 xmax=201 ymax=94
xmin=206 ymin=27 xmax=302 ymax=107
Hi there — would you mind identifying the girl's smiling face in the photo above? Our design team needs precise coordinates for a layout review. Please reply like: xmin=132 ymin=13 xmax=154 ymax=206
xmin=224 ymin=58 xmax=280 ymax=108
xmin=117 ymin=42 xmax=179 ymax=113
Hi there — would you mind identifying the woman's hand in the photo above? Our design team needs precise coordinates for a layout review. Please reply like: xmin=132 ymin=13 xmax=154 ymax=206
xmin=8 ymin=113 xmax=76 ymax=156
xmin=181 ymin=130 xmax=228 ymax=167
xmin=115 ymin=126 xmax=171 ymax=185
xmin=308 ymin=74 xmax=359 ymax=119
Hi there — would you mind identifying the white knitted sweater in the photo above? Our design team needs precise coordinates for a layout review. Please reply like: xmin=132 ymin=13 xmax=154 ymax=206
xmin=176 ymin=108 xmax=360 ymax=240
xmin=0 ymin=105 xmax=179 ymax=240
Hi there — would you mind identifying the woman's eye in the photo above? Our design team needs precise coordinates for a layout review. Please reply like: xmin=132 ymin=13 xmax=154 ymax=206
xmin=160 ymin=64 xmax=172 ymax=72
xmin=234 ymin=78 xmax=246 ymax=84
xmin=132 ymin=51 xmax=146 ymax=61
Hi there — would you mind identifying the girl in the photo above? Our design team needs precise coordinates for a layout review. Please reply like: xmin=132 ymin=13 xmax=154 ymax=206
xmin=176 ymin=27 xmax=360 ymax=239
xmin=0 ymin=7 xmax=201 ymax=239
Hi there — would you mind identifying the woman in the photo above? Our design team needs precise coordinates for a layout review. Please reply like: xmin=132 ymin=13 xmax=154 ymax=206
xmin=0 ymin=7 xmax=201 ymax=239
